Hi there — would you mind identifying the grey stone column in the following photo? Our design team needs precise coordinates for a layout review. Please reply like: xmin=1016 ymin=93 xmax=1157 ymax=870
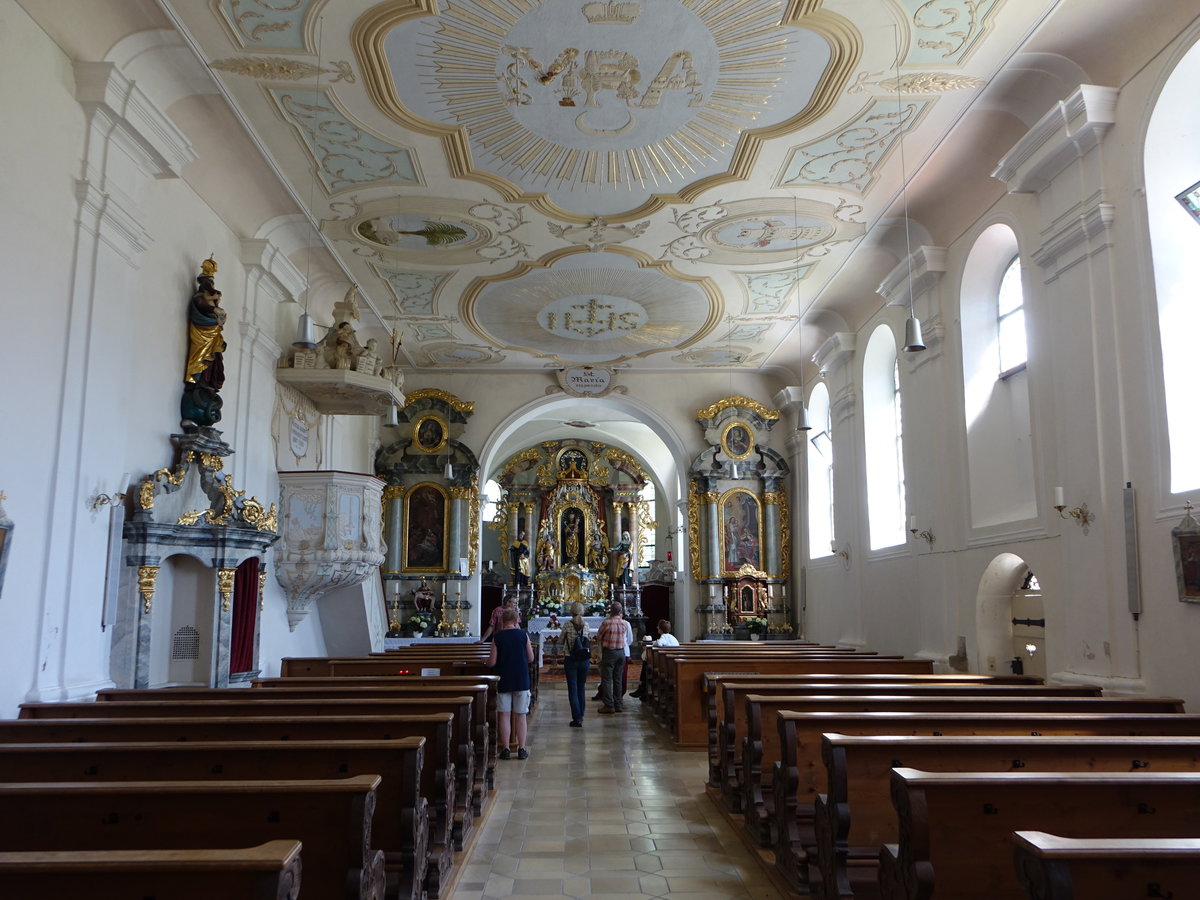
xmin=703 ymin=490 xmax=721 ymax=578
xmin=383 ymin=486 xmax=405 ymax=574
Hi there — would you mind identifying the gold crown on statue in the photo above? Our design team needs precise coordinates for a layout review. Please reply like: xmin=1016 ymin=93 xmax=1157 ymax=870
xmin=582 ymin=0 xmax=642 ymax=25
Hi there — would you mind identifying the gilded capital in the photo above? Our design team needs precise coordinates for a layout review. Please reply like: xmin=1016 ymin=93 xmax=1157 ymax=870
xmin=383 ymin=484 xmax=406 ymax=501
xmin=763 ymin=492 xmax=783 ymax=506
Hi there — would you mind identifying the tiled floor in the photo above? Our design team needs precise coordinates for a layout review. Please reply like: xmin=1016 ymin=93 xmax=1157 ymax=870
xmin=450 ymin=682 xmax=786 ymax=899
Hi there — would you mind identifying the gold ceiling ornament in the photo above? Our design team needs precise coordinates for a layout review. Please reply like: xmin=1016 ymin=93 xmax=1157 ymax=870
xmin=218 ymin=568 xmax=237 ymax=613
xmin=848 ymin=70 xmax=987 ymax=94
xmin=403 ymin=388 xmax=474 ymax=412
xmin=210 ymin=56 xmax=355 ymax=83
xmin=137 ymin=566 xmax=159 ymax=615
xmin=696 ymin=396 xmax=781 ymax=421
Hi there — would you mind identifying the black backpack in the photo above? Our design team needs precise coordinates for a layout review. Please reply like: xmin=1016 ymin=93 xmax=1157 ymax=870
xmin=569 ymin=625 xmax=591 ymax=661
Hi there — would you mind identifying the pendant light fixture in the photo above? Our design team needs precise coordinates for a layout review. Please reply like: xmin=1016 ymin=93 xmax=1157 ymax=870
xmin=794 ymin=197 xmax=813 ymax=431
xmin=892 ymin=26 xmax=925 ymax=353
xmin=293 ymin=16 xmax=325 ymax=350
xmin=443 ymin=457 xmax=454 ymax=480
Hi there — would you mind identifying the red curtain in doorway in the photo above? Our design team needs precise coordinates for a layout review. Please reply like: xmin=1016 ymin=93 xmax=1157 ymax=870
xmin=229 ymin=557 xmax=259 ymax=675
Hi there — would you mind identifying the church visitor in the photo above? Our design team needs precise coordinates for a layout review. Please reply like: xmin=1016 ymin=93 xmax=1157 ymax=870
xmin=487 ymin=607 xmax=534 ymax=760
xmin=597 ymin=602 xmax=629 ymax=714
xmin=559 ymin=602 xmax=590 ymax=727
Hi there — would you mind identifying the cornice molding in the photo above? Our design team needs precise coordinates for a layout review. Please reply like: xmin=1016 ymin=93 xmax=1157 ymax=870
xmin=813 ymin=332 xmax=857 ymax=376
xmin=73 ymin=61 xmax=197 ymax=178
xmin=992 ymin=84 xmax=1118 ymax=194
xmin=1031 ymin=197 xmax=1116 ymax=278
xmin=877 ymin=246 xmax=948 ymax=307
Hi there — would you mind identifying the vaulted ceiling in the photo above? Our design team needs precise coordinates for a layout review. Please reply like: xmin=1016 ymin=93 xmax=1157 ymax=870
xmin=22 ymin=0 xmax=1187 ymax=383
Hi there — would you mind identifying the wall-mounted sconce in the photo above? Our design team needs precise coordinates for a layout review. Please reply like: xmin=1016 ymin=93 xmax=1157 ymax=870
xmin=830 ymin=539 xmax=851 ymax=568
xmin=87 ymin=472 xmax=130 ymax=512
xmin=908 ymin=515 xmax=935 ymax=545
xmin=1053 ymin=486 xmax=1094 ymax=534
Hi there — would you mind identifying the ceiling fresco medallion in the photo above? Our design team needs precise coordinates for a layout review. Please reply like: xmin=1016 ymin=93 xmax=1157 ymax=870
xmin=367 ymin=0 xmax=857 ymax=218
xmin=463 ymin=250 xmax=717 ymax=365
xmin=661 ymin=197 xmax=864 ymax=265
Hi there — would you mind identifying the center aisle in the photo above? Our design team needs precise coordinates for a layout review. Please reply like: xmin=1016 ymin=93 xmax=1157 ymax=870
xmin=450 ymin=681 xmax=785 ymax=899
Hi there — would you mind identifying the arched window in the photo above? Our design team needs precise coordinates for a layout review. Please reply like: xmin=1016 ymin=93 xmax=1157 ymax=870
xmin=640 ymin=480 xmax=656 ymax=567
xmin=863 ymin=324 xmax=907 ymax=549
xmin=806 ymin=382 xmax=833 ymax=559
xmin=1146 ymin=36 xmax=1200 ymax=493
xmin=960 ymin=224 xmax=1037 ymax=527
xmin=481 ymin=479 xmax=502 ymax=523
xmin=996 ymin=256 xmax=1027 ymax=376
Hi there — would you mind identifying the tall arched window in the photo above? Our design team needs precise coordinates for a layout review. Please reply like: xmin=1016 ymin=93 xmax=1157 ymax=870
xmin=960 ymin=224 xmax=1037 ymax=526
xmin=996 ymin=256 xmax=1027 ymax=376
xmin=863 ymin=324 xmax=907 ymax=549
xmin=806 ymin=382 xmax=833 ymax=559
xmin=1146 ymin=35 xmax=1200 ymax=493
xmin=481 ymin=479 xmax=502 ymax=523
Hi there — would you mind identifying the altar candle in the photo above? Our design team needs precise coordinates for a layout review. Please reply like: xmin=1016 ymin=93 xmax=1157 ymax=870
xmin=1054 ymin=486 xmax=1065 ymax=508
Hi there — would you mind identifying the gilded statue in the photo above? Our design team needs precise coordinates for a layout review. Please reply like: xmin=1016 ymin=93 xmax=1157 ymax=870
xmin=181 ymin=257 xmax=227 ymax=431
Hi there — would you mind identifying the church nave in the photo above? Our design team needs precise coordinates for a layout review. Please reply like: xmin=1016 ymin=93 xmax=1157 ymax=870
xmin=449 ymin=682 xmax=782 ymax=900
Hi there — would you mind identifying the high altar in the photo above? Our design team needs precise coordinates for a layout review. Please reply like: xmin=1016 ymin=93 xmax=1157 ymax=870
xmin=495 ymin=442 xmax=650 ymax=613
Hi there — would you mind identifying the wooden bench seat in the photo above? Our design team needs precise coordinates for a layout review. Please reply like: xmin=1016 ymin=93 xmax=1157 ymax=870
xmin=771 ymin=711 xmax=1200 ymax=894
xmin=714 ymin=681 xmax=1100 ymax=813
xmin=879 ymin=769 xmax=1200 ymax=900
xmin=0 ymin=738 xmax=428 ymax=900
xmin=663 ymin=656 xmax=935 ymax=748
xmin=0 ymin=776 xmax=386 ymax=900
xmin=1013 ymin=830 xmax=1200 ymax=900
xmin=742 ymin=694 xmax=1184 ymax=849
xmin=20 ymin=695 xmax=477 ymax=855
xmin=0 ymin=714 xmax=455 ymax=899
xmin=0 ymin=840 xmax=303 ymax=900
xmin=100 ymin=682 xmax=494 ymax=817
xmin=252 ymin=675 xmax=501 ymax=792
xmin=700 ymin=672 xmax=1043 ymax=786
xmin=816 ymin=733 xmax=1200 ymax=900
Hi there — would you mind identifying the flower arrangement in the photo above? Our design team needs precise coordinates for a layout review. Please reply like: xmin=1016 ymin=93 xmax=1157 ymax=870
xmin=742 ymin=616 xmax=768 ymax=635
xmin=406 ymin=612 xmax=434 ymax=635
xmin=586 ymin=598 xmax=609 ymax=616
xmin=538 ymin=599 xmax=562 ymax=616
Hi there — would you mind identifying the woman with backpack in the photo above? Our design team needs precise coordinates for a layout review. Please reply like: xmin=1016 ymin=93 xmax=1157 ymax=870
xmin=559 ymin=602 xmax=591 ymax=728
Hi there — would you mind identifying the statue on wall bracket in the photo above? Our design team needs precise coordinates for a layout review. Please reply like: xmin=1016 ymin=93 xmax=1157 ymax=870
xmin=181 ymin=257 xmax=226 ymax=433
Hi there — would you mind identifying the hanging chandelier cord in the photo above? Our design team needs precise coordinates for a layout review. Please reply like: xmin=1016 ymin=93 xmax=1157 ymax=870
xmin=893 ymin=24 xmax=916 ymax=321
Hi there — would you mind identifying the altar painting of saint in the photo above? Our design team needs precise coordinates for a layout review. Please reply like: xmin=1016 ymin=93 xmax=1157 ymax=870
xmin=560 ymin=507 xmax=585 ymax=567
xmin=720 ymin=490 xmax=761 ymax=572
xmin=404 ymin=483 xmax=447 ymax=571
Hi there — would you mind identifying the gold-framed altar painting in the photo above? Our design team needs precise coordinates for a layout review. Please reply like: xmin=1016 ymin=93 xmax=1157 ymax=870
xmin=721 ymin=421 xmax=753 ymax=460
xmin=412 ymin=414 xmax=448 ymax=454
xmin=720 ymin=488 xmax=762 ymax=573
xmin=403 ymin=482 xmax=448 ymax=572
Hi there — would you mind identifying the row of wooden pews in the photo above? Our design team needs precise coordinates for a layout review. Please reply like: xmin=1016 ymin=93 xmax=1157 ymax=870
xmin=0 ymin=643 xmax=506 ymax=900
xmin=643 ymin=640 xmax=1200 ymax=899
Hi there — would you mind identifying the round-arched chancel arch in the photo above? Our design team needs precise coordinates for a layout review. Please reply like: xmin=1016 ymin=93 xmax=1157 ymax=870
xmin=358 ymin=0 xmax=859 ymax=219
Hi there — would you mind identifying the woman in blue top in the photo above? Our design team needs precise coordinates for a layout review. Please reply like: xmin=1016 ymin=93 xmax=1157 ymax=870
xmin=487 ymin=607 xmax=534 ymax=759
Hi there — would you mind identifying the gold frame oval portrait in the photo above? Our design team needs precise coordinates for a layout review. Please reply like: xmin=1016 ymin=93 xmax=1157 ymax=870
xmin=721 ymin=421 xmax=754 ymax=460
xmin=413 ymin=414 xmax=448 ymax=454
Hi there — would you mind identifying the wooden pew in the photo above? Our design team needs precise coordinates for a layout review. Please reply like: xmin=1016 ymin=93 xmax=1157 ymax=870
xmin=0 ymin=776 xmax=386 ymax=900
xmin=817 ymin=734 xmax=1200 ymax=900
xmin=879 ymin=769 xmax=1200 ymax=900
xmin=0 ymin=715 xmax=454 ymax=899
xmin=0 ymin=840 xmax=303 ymax=900
xmin=714 ymin=682 xmax=1101 ymax=814
xmin=701 ymin=673 xmax=1044 ymax=787
xmin=253 ymin=674 xmax=501 ymax=793
xmin=99 ymin=682 xmax=494 ymax=818
xmin=742 ymin=694 xmax=1185 ymax=849
xmin=20 ymin=695 xmax=477 ymax=855
xmin=770 ymin=711 xmax=1200 ymax=894
xmin=1013 ymin=831 xmax=1200 ymax=900
xmin=0 ymin=739 xmax=427 ymax=900
xmin=666 ymin=655 xmax=934 ymax=748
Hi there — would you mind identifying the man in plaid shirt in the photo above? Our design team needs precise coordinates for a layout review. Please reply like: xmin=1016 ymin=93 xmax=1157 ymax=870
xmin=596 ymin=602 xmax=628 ymax=713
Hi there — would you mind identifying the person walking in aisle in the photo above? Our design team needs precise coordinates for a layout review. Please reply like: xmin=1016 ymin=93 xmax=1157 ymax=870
xmin=487 ymin=607 xmax=534 ymax=759
xmin=559 ymin=601 xmax=590 ymax=727
xmin=597 ymin=602 xmax=628 ymax=714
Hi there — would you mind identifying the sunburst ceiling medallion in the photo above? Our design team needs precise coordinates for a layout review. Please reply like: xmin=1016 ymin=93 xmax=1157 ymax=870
xmin=379 ymin=0 xmax=842 ymax=216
